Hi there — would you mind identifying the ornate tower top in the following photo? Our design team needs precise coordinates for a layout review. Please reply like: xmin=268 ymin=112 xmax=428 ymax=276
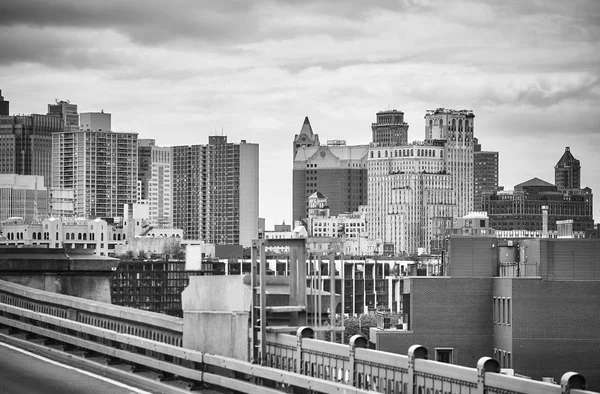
xmin=293 ymin=116 xmax=320 ymax=158
xmin=555 ymin=147 xmax=581 ymax=190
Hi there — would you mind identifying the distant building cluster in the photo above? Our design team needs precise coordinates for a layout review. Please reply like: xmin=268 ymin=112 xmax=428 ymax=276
xmin=292 ymin=108 xmax=594 ymax=256
xmin=0 ymin=89 xmax=595 ymax=259
xmin=0 ymin=92 xmax=259 ymax=253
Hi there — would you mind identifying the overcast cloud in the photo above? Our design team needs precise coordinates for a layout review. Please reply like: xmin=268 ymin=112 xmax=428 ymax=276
xmin=2 ymin=0 xmax=599 ymax=227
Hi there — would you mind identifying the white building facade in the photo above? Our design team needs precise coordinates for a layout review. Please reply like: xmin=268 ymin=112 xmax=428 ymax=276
xmin=366 ymin=108 xmax=475 ymax=255
xmin=138 ymin=139 xmax=172 ymax=227
xmin=51 ymin=117 xmax=138 ymax=219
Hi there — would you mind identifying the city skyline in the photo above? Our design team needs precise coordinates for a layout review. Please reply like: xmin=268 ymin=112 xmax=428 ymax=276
xmin=1 ymin=0 xmax=599 ymax=228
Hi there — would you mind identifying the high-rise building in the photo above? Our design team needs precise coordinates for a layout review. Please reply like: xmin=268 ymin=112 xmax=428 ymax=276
xmin=0 ymin=174 xmax=48 ymax=222
xmin=293 ymin=117 xmax=368 ymax=225
xmin=367 ymin=142 xmax=456 ymax=255
xmin=171 ymin=136 xmax=258 ymax=246
xmin=48 ymin=100 xmax=78 ymax=132
xmin=371 ymin=109 xmax=409 ymax=147
xmin=51 ymin=114 xmax=138 ymax=219
xmin=366 ymin=108 xmax=475 ymax=255
xmin=0 ymin=114 xmax=63 ymax=186
xmin=424 ymin=108 xmax=475 ymax=217
xmin=0 ymin=90 xmax=9 ymax=115
xmin=138 ymin=139 xmax=172 ymax=227
xmin=473 ymin=137 xmax=499 ymax=211
xmin=555 ymin=146 xmax=581 ymax=191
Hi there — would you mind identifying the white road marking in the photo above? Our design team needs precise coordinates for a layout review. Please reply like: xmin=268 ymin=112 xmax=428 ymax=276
xmin=0 ymin=340 xmax=153 ymax=394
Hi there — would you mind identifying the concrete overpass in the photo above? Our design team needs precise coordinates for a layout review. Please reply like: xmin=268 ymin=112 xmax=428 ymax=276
xmin=0 ymin=277 xmax=596 ymax=394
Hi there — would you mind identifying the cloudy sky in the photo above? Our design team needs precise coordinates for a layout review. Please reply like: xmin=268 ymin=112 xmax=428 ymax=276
xmin=2 ymin=0 xmax=599 ymax=228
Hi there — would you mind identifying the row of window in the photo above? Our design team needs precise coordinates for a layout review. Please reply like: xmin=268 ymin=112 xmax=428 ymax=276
xmin=370 ymin=148 xmax=443 ymax=159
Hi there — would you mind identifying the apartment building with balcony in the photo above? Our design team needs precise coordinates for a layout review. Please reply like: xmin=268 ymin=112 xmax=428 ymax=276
xmin=171 ymin=136 xmax=258 ymax=247
xmin=51 ymin=112 xmax=138 ymax=219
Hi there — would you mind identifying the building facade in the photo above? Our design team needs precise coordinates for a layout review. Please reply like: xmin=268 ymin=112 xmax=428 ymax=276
xmin=51 ymin=121 xmax=138 ymax=218
xmin=0 ymin=114 xmax=63 ymax=186
xmin=80 ymin=111 xmax=111 ymax=132
xmin=370 ymin=237 xmax=600 ymax=389
xmin=293 ymin=117 xmax=368 ymax=224
xmin=555 ymin=147 xmax=580 ymax=191
xmin=367 ymin=142 xmax=456 ymax=255
xmin=138 ymin=139 xmax=171 ymax=227
xmin=172 ymin=136 xmax=258 ymax=246
xmin=424 ymin=108 xmax=475 ymax=218
xmin=371 ymin=109 xmax=409 ymax=147
xmin=484 ymin=148 xmax=593 ymax=233
xmin=473 ymin=137 xmax=499 ymax=211
xmin=365 ymin=108 xmax=475 ymax=255
xmin=0 ymin=90 xmax=8 ymax=116
xmin=48 ymin=100 xmax=78 ymax=132
xmin=0 ymin=216 xmax=124 ymax=256
xmin=0 ymin=174 xmax=48 ymax=222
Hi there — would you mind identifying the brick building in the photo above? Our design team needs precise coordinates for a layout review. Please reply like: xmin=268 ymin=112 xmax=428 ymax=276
xmin=370 ymin=236 xmax=600 ymax=389
xmin=483 ymin=147 xmax=593 ymax=233
xmin=292 ymin=117 xmax=368 ymax=225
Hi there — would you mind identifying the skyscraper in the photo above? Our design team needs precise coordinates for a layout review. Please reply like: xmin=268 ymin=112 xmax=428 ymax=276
xmin=48 ymin=100 xmax=78 ymax=132
xmin=0 ymin=90 xmax=8 ymax=115
xmin=473 ymin=137 xmax=499 ymax=211
xmin=51 ymin=112 xmax=138 ymax=218
xmin=171 ymin=136 xmax=258 ymax=246
xmin=555 ymin=146 xmax=581 ymax=191
xmin=366 ymin=108 xmax=476 ymax=255
xmin=292 ymin=117 xmax=368 ymax=224
xmin=371 ymin=109 xmax=409 ymax=147
xmin=366 ymin=142 xmax=455 ymax=254
xmin=0 ymin=114 xmax=63 ymax=186
xmin=424 ymin=108 xmax=475 ymax=217
xmin=138 ymin=139 xmax=172 ymax=227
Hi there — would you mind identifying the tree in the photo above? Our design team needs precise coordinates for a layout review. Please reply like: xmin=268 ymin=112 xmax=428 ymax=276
xmin=137 ymin=250 xmax=147 ymax=260
xmin=325 ymin=314 xmax=378 ymax=344
xmin=121 ymin=250 xmax=135 ymax=261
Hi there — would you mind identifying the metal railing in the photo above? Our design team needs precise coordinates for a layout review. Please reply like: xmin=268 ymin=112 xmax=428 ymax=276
xmin=0 ymin=279 xmax=597 ymax=394
xmin=0 ymin=280 xmax=183 ymax=346
xmin=265 ymin=329 xmax=597 ymax=394
xmin=0 ymin=279 xmax=368 ymax=393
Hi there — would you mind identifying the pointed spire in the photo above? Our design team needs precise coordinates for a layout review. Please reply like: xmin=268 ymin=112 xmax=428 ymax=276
xmin=299 ymin=116 xmax=314 ymax=136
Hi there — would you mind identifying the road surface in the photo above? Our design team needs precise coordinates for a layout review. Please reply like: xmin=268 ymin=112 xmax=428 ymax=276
xmin=0 ymin=341 xmax=151 ymax=394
